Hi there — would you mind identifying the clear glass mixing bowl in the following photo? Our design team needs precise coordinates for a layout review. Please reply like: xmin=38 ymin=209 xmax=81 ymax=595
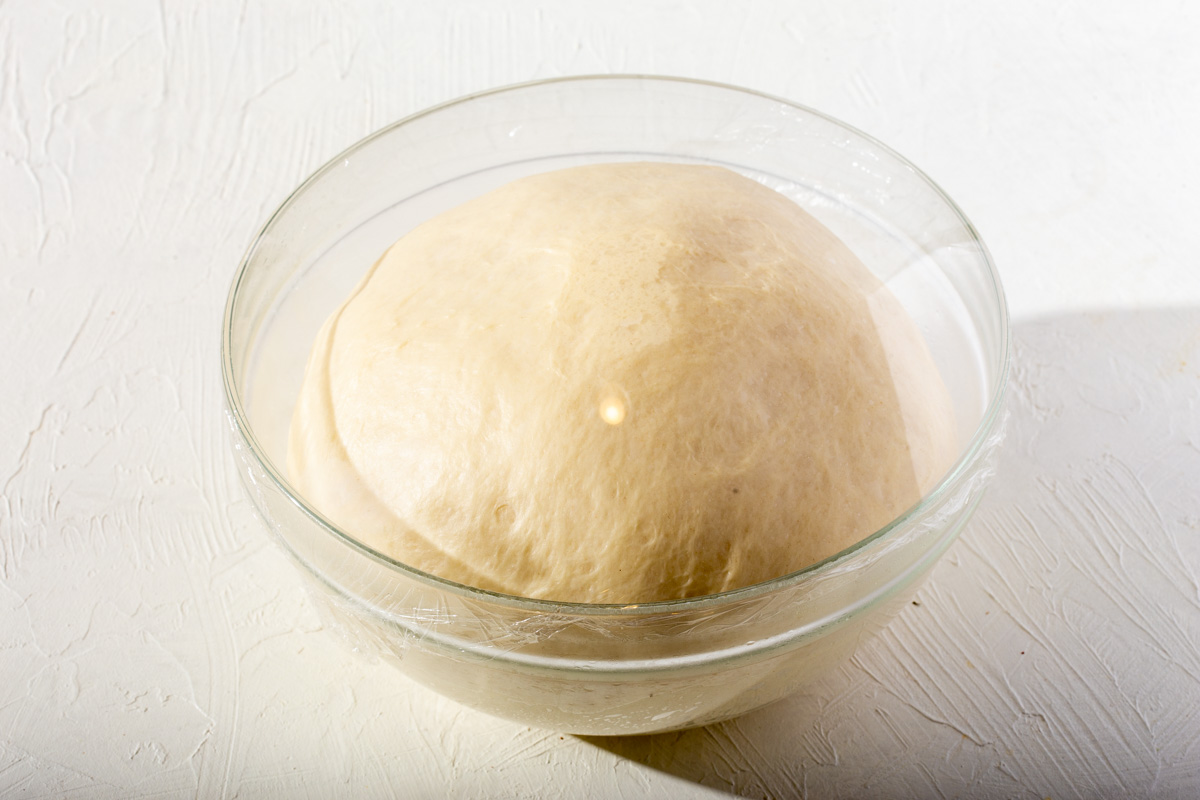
xmin=221 ymin=76 xmax=1009 ymax=736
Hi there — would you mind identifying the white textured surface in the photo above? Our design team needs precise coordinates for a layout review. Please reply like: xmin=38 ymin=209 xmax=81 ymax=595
xmin=2 ymin=1 xmax=1199 ymax=797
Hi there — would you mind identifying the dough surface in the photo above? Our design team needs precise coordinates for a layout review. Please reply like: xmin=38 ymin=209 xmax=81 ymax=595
xmin=288 ymin=163 xmax=957 ymax=603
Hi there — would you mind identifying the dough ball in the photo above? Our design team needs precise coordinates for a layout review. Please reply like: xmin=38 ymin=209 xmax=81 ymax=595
xmin=287 ymin=162 xmax=957 ymax=603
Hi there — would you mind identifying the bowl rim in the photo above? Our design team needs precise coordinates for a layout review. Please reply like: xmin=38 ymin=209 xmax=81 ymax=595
xmin=221 ymin=73 xmax=1011 ymax=617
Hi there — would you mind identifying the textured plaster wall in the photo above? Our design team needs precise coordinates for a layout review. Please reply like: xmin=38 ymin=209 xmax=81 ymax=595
xmin=2 ymin=2 xmax=1199 ymax=797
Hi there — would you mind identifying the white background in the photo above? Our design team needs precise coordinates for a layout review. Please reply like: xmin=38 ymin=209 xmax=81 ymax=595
xmin=3 ymin=1 xmax=1199 ymax=797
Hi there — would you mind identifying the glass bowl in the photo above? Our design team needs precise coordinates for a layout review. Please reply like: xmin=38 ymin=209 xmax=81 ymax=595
xmin=221 ymin=76 xmax=1009 ymax=736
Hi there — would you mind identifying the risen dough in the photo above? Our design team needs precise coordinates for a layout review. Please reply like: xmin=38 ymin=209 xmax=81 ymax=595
xmin=288 ymin=163 xmax=956 ymax=604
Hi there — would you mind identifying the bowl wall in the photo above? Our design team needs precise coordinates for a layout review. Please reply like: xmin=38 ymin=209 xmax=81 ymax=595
xmin=222 ymin=76 xmax=1008 ymax=735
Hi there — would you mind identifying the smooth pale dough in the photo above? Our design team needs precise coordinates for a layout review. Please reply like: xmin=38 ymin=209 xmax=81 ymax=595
xmin=288 ymin=163 xmax=957 ymax=604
